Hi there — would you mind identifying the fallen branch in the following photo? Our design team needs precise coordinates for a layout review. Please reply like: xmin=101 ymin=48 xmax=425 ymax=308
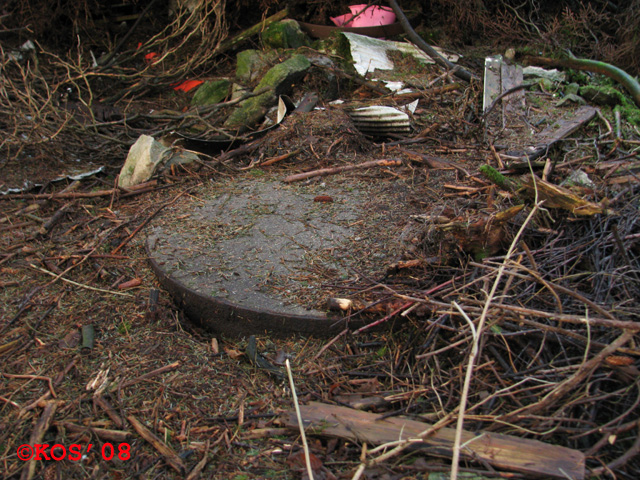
xmin=38 ymin=201 xmax=74 ymax=235
xmin=280 ymin=402 xmax=585 ymax=479
xmin=56 ymin=422 xmax=131 ymax=443
xmin=185 ymin=440 xmax=210 ymax=480
xmin=0 ymin=181 xmax=159 ymax=201
xmin=20 ymin=402 xmax=58 ymax=480
xmin=93 ymin=394 xmax=125 ymax=429
xmin=388 ymin=0 xmax=477 ymax=83
xmin=119 ymin=361 xmax=181 ymax=389
xmin=283 ymin=159 xmax=402 ymax=183
xmin=127 ymin=415 xmax=185 ymax=474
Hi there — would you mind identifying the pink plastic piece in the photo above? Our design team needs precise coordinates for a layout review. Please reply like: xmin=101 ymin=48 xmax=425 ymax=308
xmin=330 ymin=5 xmax=395 ymax=28
xmin=348 ymin=5 xmax=395 ymax=27
xmin=330 ymin=13 xmax=353 ymax=27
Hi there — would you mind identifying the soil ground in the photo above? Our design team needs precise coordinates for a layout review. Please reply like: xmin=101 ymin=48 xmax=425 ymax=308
xmin=1 ymin=5 xmax=640 ymax=480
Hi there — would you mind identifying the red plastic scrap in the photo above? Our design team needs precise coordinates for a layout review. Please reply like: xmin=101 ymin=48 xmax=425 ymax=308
xmin=172 ymin=80 xmax=204 ymax=92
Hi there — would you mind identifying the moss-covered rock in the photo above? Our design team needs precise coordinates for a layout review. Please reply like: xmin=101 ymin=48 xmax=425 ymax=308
xmin=236 ymin=49 xmax=277 ymax=85
xmin=564 ymin=82 xmax=580 ymax=96
xmin=258 ymin=54 xmax=310 ymax=96
xmin=319 ymin=32 xmax=354 ymax=68
xmin=190 ymin=79 xmax=231 ymax=106
xmin=225 ymin=54 xmax=311 ymax=130
xmin=580 ymin=85 xmax=623 ymax=106
xmin=260 ymin=19 xmax=310 ymax=50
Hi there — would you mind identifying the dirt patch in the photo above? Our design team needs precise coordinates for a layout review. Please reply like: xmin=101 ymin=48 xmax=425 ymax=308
xmin=258 ymin=107 xmax=372 ymax=163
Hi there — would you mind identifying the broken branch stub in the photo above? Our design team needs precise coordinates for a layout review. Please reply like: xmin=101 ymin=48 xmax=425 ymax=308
xmin=520 ymin=176 xmax=608 ymax=216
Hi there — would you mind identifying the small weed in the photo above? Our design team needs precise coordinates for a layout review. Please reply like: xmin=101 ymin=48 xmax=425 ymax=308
xmin=250 ymin=168 xmax=266 ymax=177
xmin=118 ymin=320 xmax=132 ymax=335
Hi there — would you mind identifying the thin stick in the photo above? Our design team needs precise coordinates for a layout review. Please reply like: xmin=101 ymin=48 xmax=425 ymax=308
xmin=497 ymin=329 xmax=634 ymax=421
xmin=353 ymin=301 xmax=413 ymax=334
xmin=351 ymin=463 xmax=366 ymax=480
xmin=98 ymin=0 xmax=162 ymax=67
xmin=312 ymin=328 xmax=348 ymax=361
xmin=119 ymin=361 xmax=181 ymax=389
xmin=111 ymin=187 xmax=193 ymax=255
xmin=259 ymin=148 xmax=302 ymax=167
xmin=283 ymin=159 xmax=402 ymax=183
xmin=590 ymin=423 xmax=640 ymax=476
xmin=387 ymin=0 xmax=477 ymax=83
xmin=2 ymin=373 xmax=56 ymax=398
xmin=30 ymin=264 xmax=133 ymax=297
xmin=285 ymin=359 xmax=314 ymax=480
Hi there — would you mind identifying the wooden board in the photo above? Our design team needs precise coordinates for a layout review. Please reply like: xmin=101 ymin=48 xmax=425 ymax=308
xmin=483 ymin=56 xmax=502 ymax=113
xmin=280 ymin=402 xmax=585 ymax=479
xmin=482 ymin=55 xmax=524 ymax=128
xmin=518 ymin=105 xmax=598 ymax=160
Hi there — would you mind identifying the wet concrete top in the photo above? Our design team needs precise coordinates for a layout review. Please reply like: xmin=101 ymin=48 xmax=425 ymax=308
xmin=147 ymin=173 xmax=412 ymax=336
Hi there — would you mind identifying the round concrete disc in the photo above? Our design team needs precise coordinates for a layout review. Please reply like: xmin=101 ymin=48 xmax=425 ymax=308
xmin=147 ymin=174 xmax=413 ymax=337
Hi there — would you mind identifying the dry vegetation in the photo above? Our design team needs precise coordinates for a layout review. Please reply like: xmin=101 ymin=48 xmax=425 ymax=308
xmin=1 ymin=1 xmax=640 ymax=479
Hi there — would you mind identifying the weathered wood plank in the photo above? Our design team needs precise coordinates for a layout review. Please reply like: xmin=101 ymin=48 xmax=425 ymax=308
xmin=483 ymin=55 xmax=524 ymax=128
xmin=501 ymin=60 xmax=525 ymax=115
xmin=519 ymin=105 xmax=598 ymax=160
xmin=280 ymin=402 xmax=585 ymax=479
xmin=482 ymin=56 xmax=502 ymax=114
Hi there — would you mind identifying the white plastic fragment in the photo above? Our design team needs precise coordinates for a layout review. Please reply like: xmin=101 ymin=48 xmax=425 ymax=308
xmin=348 ymin=104 xmax=413 ymax=136
xmin=118 ymin=135 xmax=199 ymax=188
xmin=562 ymin=170 xmax=595 ymax=189
xmin=8 ymin=40 xmax=36 ymax=62
xmin=342 ymin=32 xmax=459 ymax=77
xmin=523 ymin=66 xmax=566 ymax=83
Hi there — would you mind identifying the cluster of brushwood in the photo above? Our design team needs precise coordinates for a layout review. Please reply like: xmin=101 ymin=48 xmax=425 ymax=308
xmin=3 ymin=0 xmax=218 ymax=51
xmin=4 ymin=0 xmax=639 ymax=76
xmin=421 ymin=0 xmax=640 ymax=75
